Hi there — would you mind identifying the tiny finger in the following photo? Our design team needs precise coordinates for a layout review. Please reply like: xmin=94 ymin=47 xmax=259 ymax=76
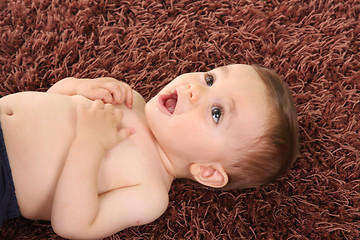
xmin=103 ymin=82 xmax=122 ymax=104
xmin=94 ymin=88 xmax=113 ymax=103
xmin=125 ymin=87 xmax=133 ymax=109
xmin=113 ymin=109 xmax=124 ymax=122
xmin=118 ymin=127 xmax=135 ymax=140
xmin=92 ymin=99 xmax=104 ymax=109
xmin=104 ymin=103 xmax=114 ymax=111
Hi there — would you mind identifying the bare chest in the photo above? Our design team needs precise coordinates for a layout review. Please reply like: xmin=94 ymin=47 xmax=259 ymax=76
xmin=96 ymin=121 xmax=164 ymax=195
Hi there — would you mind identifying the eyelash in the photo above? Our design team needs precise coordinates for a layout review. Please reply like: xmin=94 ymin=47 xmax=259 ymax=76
xmin=211 ymin=106 xmax=223 ymax=124
xmin=204 ymin=73 xmax=214 ymax=86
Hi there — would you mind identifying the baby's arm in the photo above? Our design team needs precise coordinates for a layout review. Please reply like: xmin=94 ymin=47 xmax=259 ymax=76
xmin=51 ymin=100 xmax=139 ymax=238
xmin=47 ymin=77 xmax=133 ymax=107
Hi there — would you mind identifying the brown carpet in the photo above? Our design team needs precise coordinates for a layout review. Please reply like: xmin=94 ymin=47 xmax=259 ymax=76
xmin=1 ymin=0 xmax=359 ymax=239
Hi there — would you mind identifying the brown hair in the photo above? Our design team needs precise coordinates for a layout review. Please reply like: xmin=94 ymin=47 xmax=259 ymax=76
xmin=222 ymin=65 xmax=299 ymax=190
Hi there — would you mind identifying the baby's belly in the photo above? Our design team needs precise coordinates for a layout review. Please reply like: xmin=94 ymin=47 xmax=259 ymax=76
xmin=0 ymin=92 xmax=89 ymax=219
xmin=0 ymin=91 xmax=157 ymax=220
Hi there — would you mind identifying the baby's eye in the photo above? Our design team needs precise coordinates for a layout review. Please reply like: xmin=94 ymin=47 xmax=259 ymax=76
xmin=205 ymin=73 xmax=214 ymax=86
xmin=211 ymin=106 xmax=222 ymax=124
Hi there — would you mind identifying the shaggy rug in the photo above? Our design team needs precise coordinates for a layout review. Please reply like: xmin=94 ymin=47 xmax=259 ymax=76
xmin=0 ymin=0 xmax=359 ymax=239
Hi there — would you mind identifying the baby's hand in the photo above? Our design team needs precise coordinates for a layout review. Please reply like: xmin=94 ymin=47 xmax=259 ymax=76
xmin=76 ymin=100 xmax=134 ymax=150
xmin=48 ymin=77 xmax=133 ymax=108
xmin=76 ymin=77 xmax=133 ymax=107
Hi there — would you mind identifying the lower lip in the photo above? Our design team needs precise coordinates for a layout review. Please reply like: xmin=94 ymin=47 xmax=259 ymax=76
xmin=157 ymin=95 xmax=172 ymax=115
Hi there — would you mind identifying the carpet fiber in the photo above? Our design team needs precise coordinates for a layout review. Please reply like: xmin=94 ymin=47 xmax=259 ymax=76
xmin=1 ymin=0 xmax=359 ymax=239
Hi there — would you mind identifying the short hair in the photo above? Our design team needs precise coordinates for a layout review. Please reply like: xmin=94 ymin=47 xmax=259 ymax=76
xmin=222 ymin=65 xmax=299 ymax=190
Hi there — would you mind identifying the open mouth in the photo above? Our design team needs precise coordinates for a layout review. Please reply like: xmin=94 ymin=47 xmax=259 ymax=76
xmin=160 ymin=90 xmax=178 ymax=114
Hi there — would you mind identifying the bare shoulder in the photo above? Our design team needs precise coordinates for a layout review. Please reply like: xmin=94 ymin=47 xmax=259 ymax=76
xmin=132 ymin=90 xmax=146 ymax=108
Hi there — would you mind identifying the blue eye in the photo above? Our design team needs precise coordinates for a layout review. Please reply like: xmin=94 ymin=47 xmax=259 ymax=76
xmin=211 ymin=106 xmax=222 ymax=124
xmin=205 ymin=73 xmax=214 ymax=86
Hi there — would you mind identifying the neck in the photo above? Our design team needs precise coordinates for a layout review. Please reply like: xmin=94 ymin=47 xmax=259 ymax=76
xmin=155 ymin=142 xmax=177 ymax=182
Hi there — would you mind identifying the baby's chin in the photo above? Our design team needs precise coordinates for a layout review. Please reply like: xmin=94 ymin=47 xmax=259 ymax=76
xmin=145 ymin=95 xmax=155 ymax=108
xmin=144 ymin=97 xmax=156 ymax=119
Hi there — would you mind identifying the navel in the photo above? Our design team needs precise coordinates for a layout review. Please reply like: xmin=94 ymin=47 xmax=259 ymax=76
xmin=4 ymin=107 xmax=14 ymax=116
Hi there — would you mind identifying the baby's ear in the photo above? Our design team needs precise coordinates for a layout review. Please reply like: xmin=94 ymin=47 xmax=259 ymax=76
xmin=189 ymin=163 xmax=228 ymax=188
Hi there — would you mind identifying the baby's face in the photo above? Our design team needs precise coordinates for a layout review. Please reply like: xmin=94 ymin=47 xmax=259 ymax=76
xmin=145 ymin=64 xmax=271 ymax=168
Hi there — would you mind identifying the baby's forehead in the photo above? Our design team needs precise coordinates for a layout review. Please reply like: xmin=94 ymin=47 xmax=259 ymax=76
xmin=213 ymin=64 xmax=266 ymax=86
xmin=211 ymin=64 xmax=252 ymax=73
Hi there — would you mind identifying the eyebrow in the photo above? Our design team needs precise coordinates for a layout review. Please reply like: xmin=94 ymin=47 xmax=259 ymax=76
xmin=225 ymin=97 xmax=236 ymax=128
xmin=218 ymin=65 xmax=229 ymax=76
xmin=220 ymin=66 xmax=235 ymax=128
xmin=211 ymin=65 xmax=234 ymax=127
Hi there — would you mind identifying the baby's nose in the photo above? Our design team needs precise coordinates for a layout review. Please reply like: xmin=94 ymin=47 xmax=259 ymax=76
xmin=187 ymin=83 xmax=200 ymax=103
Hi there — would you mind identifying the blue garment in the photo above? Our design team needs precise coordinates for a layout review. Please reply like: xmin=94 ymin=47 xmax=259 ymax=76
xmin=0 ymin=123 xmax=21 ymax=226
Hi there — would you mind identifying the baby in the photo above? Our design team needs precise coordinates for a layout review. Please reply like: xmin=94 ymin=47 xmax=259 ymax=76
xmin=0 ymin=64 xmax=298 ymax=239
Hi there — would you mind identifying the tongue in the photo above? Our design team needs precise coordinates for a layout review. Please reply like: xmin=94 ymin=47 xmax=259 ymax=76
xmin=165 ymin=98 xmax=177 ymax=114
